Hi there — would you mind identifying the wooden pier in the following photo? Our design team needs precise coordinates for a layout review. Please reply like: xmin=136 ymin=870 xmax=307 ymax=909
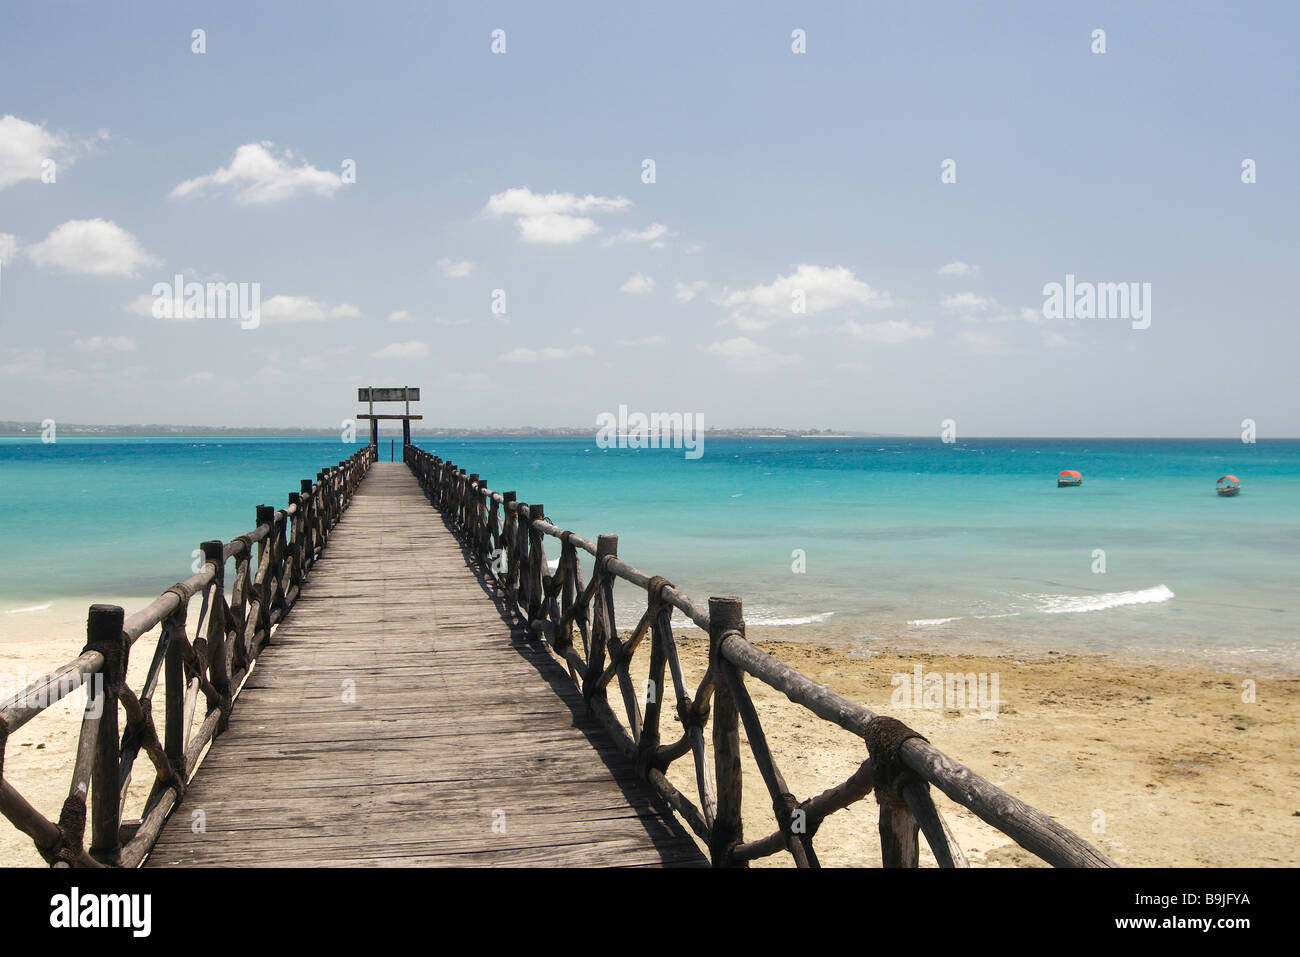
xmin=0 ymin=388 xmax=1117 ymax=868
xmin=146 ymin=464 xmax=703 ymax=866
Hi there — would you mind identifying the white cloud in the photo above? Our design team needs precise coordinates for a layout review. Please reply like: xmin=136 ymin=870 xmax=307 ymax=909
xmin=620 ymin=273 xmax=655 ymax=294
xmin=0 ymin=233 xmax=17 ymax=264
xmin=499 ymin=344 xmax=595 ymax=363
xmin=438 ymin=258 xmax=474 ymax=278
xmin=842 ymin=319 xmax=933 ymax=344
xmin=941 ymin=292 xmax=995 ymax=311
xmin=388 ymin=309 xmax=413 ymax=322
xmin=938 ymin=261 xmax=979 ymax=276
xmin=260 ymin=296 xmax=360 ymax=322
xmin=0 ymin=115 xmax=85 ymax=190
xmin=372 ymin=341 xmax=429 ymax=359
xmin=169 ymin=142 xmax=342 ymax=205
xmin=942 ymin=292 xmax=1041 ymax=324
xmin=674 ymin=280 xmax=707 ymax=302
xmin=125 ymin=293 xmax=183 ymax=319
xmin=72 ymin=335 xmax=134 ymax=353
xmin=28 ymin=219 xmax=159 ymax=277
xmin=720 ymin=265 xmax=891 ymax=330
xmin=701 ymin=336 xmax=794 ymax=371
xmin=606 ymin=222 xmax=670 ymax=246
xmin=516 ymin=213 xmax=598 ymax=244
xmin=482 ymin=187 xmax=630 ymax=244
xmin=483 ymin=187 xmax=630 ymax=218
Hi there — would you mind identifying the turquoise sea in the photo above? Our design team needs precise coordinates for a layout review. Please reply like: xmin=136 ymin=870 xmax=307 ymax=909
xmin=1 ymin=436 xmax=1296 ymax=674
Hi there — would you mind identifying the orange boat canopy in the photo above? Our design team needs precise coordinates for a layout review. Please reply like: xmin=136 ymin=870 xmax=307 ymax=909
xmin=1217 ymin=475 xmax=1240 ymax=484
xmin=1059 ymin=470 xmax=1082 ymax=477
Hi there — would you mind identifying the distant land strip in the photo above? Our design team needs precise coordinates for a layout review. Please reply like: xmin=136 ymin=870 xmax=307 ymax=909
xmin=0 ymin=421 xmax=875 ymax=439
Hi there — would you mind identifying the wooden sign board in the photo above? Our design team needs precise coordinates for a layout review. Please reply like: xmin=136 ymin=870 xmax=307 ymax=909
xmin=358 ymin=387 xmax=420 ymax=403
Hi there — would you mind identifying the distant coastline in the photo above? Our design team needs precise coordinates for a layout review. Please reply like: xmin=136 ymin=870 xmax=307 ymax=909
xmin=0 ymin=421 xmax=886 ymax=439
xmin=4 ymin=424 xmax=1297 ymax=440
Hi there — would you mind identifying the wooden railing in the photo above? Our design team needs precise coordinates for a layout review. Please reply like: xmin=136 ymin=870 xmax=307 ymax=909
xmin=405 ymin=443 xmax=1118 ymax=868
xmin=0 ymin=445 xmax=376 ymax=867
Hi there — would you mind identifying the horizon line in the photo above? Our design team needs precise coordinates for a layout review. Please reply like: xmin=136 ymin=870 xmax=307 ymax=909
xmin=1 ymin=426 xmax=1294 ymax=441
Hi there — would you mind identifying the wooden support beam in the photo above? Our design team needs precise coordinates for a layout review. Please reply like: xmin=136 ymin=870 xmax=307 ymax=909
xmin=85 ymin=604 xmax=126 ymax=866
xmin=708 ymin=596 xmax=746 ymax=867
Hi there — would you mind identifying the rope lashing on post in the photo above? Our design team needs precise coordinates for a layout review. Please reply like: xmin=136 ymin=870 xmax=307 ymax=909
xmin=863 ymin=714 xmax=928 ymax=806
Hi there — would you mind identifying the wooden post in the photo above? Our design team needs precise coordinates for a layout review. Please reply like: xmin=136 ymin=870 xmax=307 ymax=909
xmin=527 ymin=503 xmax=544 ymax=626
xmin=300 ymin=479 xmax=315 ymax=562
xmin=201 ymin=540 xmax=231 ymax=730
xmin=476 ymin=477 xmax=489 ymax=555
xmin=468 ymin=475 xmax=480 ymax=543
xmin=879 ymin=800 xmax=921 ymax=867
xmin=255 ymin=505 xmax=275 ymax=646
xmin=637 ymin=590 xmax=670 ymax=775
xmin=163 ymin=602 xmax=187 ymax=781
xmin=315 ymin=472 xmax=329 ymax=549
xmin=502 ymin=492 xmax=518 ymax=601
xmin=402 ymin=384 xmax=410 ymax=449
xmin=287 ymin=491 xmax=303 ymax=595
xmin=516 ymin=501 xmax=532 ymax=612
xmin=708 ymin=595 xmax=746 ymax=867
xmin=865 ymin=715 xmax=923 ymax=867
xmin=582 ymin=534 xmax=618 ymax=705
xmin=86 ymin=604 xmax=126 ymax=865
xmin=367 ymin=387 xmax=376 ymax=447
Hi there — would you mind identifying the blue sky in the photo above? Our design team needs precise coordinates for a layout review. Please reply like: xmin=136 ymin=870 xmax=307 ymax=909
xmin=1 ymin=1 xmax=1296 ymax=435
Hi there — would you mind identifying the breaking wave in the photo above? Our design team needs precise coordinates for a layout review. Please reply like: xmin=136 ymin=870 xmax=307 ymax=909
xmin=748 ymin=611 xmax=836 ymax=626
xmin=1031 ymin=584 xmax=1175 ymax=614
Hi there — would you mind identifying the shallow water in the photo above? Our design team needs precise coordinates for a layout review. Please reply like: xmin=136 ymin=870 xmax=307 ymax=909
xmin=1 ymin=436 xmax=1296 ymax=672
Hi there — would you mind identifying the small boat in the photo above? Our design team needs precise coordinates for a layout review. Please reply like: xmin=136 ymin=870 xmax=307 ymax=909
xmin=1058 ymin=469 xmax=1083 ymax=487
xmin=1216 ymin=474 xmax=1241 ymax=497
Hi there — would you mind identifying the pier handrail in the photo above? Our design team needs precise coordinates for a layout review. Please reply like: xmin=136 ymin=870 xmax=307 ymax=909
xmin=0 ymin=445 xmax=376 ymax=866
xmin=405 ymin=443 xmax=1117 ymax=868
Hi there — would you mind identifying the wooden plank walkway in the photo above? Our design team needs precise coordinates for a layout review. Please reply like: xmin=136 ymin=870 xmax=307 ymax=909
xmin=146 ymin=462 xmax=706 ymax=867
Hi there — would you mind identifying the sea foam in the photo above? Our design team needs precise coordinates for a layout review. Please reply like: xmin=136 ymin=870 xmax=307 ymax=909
xmin=749 ymin=611 xmax=835 ymax=626
xmin=4 ymin=602 xmax=52 ymax=615
xmin=1032 ymin=584 xmax=1175 ymax=614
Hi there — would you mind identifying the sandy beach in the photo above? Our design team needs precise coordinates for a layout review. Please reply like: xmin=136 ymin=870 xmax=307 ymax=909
xmin=2 ymin=597 xmax=1295 ymax=868
xmin=660 ymin=635 xmax=1300 ymax=868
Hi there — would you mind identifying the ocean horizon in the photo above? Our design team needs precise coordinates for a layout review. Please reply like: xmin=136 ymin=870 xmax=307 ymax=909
xmin=2 ymin=434 xmax=1295 ymax=675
